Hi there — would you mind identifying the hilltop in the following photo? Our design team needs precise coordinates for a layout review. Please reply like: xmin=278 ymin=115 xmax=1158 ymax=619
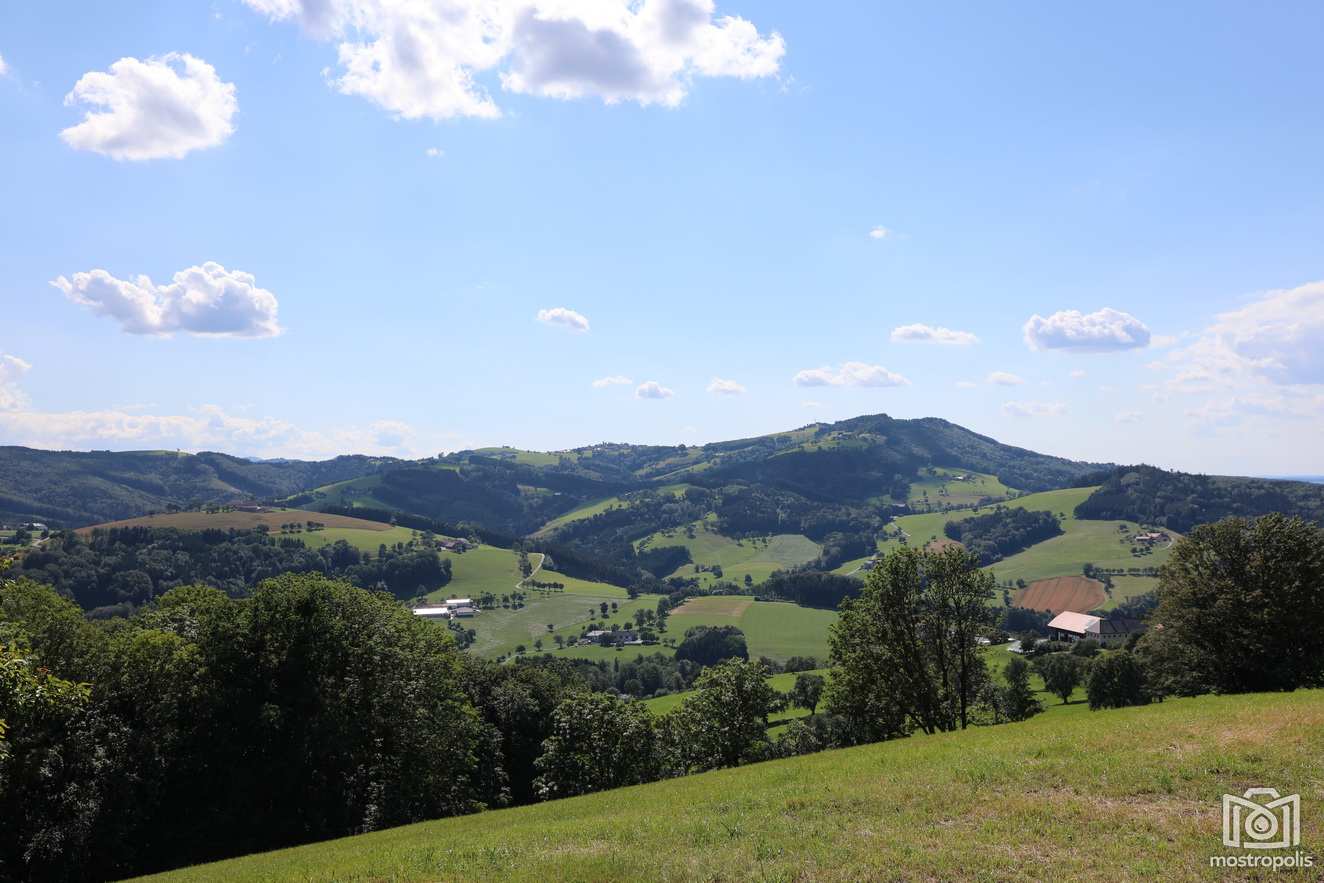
xmin=137 ymin=689 xmax=1324 ymax=883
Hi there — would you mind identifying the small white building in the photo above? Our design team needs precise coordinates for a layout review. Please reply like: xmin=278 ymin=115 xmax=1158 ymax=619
xmin=412 ymin=606 xmax=452 ymax=619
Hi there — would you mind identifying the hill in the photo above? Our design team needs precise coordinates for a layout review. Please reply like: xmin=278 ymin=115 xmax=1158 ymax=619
xmin=136 ymin=689 xmax=1324 ymax=882
xmin=1074 ymin=464 xmax=1324 ymax=532
xmin=0 ymin=447 xmax=394 ymax=527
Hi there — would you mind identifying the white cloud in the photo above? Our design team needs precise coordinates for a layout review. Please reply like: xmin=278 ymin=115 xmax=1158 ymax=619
xmin=592 ymin=374 xmax=632 ymax=388
xmin=868 ymin=226 xmax=890 ymax=240
xmin=51 ymin=262 xmax=282 ymax=338
xmin=1114 ymin=410 xmax=1142 ymax=424
xmin=1069 ymin=369 xmax=1087 ymax=380
xmin=635 ymin=380 xmax=674 ymax=399
xmin=1184 ymin=393 xmax=1323 ymax=428
xmin=986 ymin=371 xmax=1024 ymax=386
xmin=536 ymin=306 xmax=590 ymax=333
xmin=0 ymin=53 xmax=8 ymax=77
xmin=793 ymin=362 xmax=909 ymax=388
xmin=800 ymin=400 xmax=823 ymax=408
xmin=1002 ymin=400 xmax=1066 ymax=418
xmin=242 ymin=0 xmax=784 ymax=121
xmin=706 ymin=377 xmax=745 ymax=395
xmin=1023 ymin=307 xmax=1151 ymax=353
xmin=1198 ymin=280 xmax=1324 ymax=386
xmin=61 ymin=54 xmax=237 ymax=160
xmin=425 ymin=146 xmax=444 ymax=157
xmin=0 ymin=353 xmax=32 ymax=410
xmin=0 ymin=402 xmax=457 ymax=459
xmin=890 ymin=323 xmax=978 ymax=346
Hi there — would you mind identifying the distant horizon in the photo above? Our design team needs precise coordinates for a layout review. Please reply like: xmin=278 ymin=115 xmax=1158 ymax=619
xmin=3 ymin=2 xmax=1323 ymax=476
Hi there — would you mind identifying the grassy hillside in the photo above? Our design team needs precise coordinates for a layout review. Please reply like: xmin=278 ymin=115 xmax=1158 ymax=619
xmin=0 ymin=447 xmax=393 ymax=528
xmin=637 ymin=521 xmax=821 ymax=587
xmin=140 ymin=690 xmax=1324 ymax=882
xmin=904 ymin=467 xmax=1016 ymax=509
xmin=837 ymin=488 xmax=1175 ymax=599
xmin=666 ymin=596 xmax=835 ymax=661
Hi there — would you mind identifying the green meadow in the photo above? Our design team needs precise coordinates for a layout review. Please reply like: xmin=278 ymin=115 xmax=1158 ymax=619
xmin=904 ymin=468 xmax=1015 ymax=509
xmin=637 ymin=521 xmax=821 ymax=587
xmin=837 ymin=487 xmax=1176 ymax=590
xmin=139 ymin=689 xmax=1324 ymax=882
xmin=665 ymin=596 xmax=835 ymax=662
xmin=464 ymin=591 xmax=667 ymax=659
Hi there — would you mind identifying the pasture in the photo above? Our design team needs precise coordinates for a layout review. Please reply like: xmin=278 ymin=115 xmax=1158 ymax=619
xmin=638 ymin=522 xmax=820 ymax=587
xmin=535 ymin=484 xmax=690 ymax=536
xmin=142 ymin=690 xmax=1324 ymax=882
xmin=464 ymin=591 xmax=666 ymax=660
xmin=1013 ymin=575 xmax=1107 ymax=614
xmin=76 ymin=508 xmax=398 ymax=536
xmin=666 ymin=596 xmax=835 ymax=662
xmin=904 ymin=468 xmax=1015 ymax=509
xmin=841 ymin=487 xmax=1178 ymax=588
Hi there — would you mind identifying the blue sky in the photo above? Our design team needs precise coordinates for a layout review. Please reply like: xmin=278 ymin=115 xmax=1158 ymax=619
xmin=2 ymin=1 xmax=1323 ymax=475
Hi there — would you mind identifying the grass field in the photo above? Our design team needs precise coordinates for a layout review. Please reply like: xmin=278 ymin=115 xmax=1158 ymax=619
xmin=465 ymin=591 xmax=666 ymax=659
xmin=1013 ymin=575 xmax=1107 ymax=614
xmin=141 ymin=689 xmax=1324 ymax=882
xmin=666 ymin=596 xmax=835 ymax=662
xmin=904 ymin=468 xmax=1015 ymax=509
xmin=535 ymin=484 xmax=691 ymax=536
xmin=638 ymin=521 xmax=821 ymax=587
xmin=836 ymin=487 xmax=1179 ymax=591
xmin=76 ymin=508 xmax=400 ymax=536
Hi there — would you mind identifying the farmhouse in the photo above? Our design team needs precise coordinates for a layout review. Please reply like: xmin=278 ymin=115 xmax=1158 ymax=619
xmin=1133 ymin=531 xmax=1170 ymax=544
xmin=1047 ymin=611 xmax=1146 ymax=645
xmin=439 ymin=538 xmax=473 ymax=553
xmin=411 ymin=598 xmax=479 ymax=619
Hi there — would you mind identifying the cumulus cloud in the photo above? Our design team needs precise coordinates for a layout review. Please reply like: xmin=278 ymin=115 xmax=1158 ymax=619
xmin=793 ymin=362 xmax=909 ymax=388
xmin=1115 ymin=410 xmax=1142 ymax=424
xmin=1002 ymin=400 xmax=1066 ymax=418
xmin=51 ymin=263 xmax=281 ymax=338
xmin=706 ymin=377 xmax=745 ymax=395
xmin=242 ymin=0 xmax=784 ymax=120
xmin=1023 ymin=307 xmax=1151 ymax=353
xmin=0 ymin=353 xmax=32 ymax=410
xmin=60 ymin=53 xmax=237 ymax=160
xmin=1196 ymin=280 xmax=1324 ymax=386
xmin=425 ymin=146 xmax=444 ymax=157
xmin=1069 ymin=369 xmax=1087 ymax=380
xmin=986 ymin=371 xmax=1024 ymax=386
xmin=536 ymin=306 xmax=590 ymax=333
xmin=592 ymin=374 xmax=632 ymax=388
xmin=0 ymin=53 xmax=8 ymax=77
xmin=635 ymin=380 xmax=674 ymax=399
xmin=868 ymin=226 xmax=890 ymax=240
xmin=890 ymin=323 xmax=978 ymax=346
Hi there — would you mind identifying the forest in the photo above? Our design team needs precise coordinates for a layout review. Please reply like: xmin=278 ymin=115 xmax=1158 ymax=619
xmin=943 ymin=507 xmax=1063 ymax=565
xmin=15 ymin=528 xmax=451 ymax=613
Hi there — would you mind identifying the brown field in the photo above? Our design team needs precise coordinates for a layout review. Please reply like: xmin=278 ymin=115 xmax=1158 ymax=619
xmin=1013 ymin=575 xmax=1106 ymax=614
xmin=670 ymin=596 xmax=753 ymax=617
xmin=924 ymin=536 xmax=963 ymax=553
xmin=76 ymin=508 xmax=395 ymax=536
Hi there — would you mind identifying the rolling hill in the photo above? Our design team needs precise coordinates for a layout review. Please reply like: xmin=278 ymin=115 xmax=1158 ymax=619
xmin=0 ymin=447 xmax=394 ymax=527
xmin=135 ymin=689 xmax=1324 ymax=882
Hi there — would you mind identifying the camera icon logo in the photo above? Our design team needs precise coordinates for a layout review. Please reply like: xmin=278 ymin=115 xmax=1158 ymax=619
xmin=1222 ymin=788 xmax=1301 ymax=850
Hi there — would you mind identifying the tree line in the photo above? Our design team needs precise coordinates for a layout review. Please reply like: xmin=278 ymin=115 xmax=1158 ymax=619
xmin=16 ymin=527 xmax=451 ymax=614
